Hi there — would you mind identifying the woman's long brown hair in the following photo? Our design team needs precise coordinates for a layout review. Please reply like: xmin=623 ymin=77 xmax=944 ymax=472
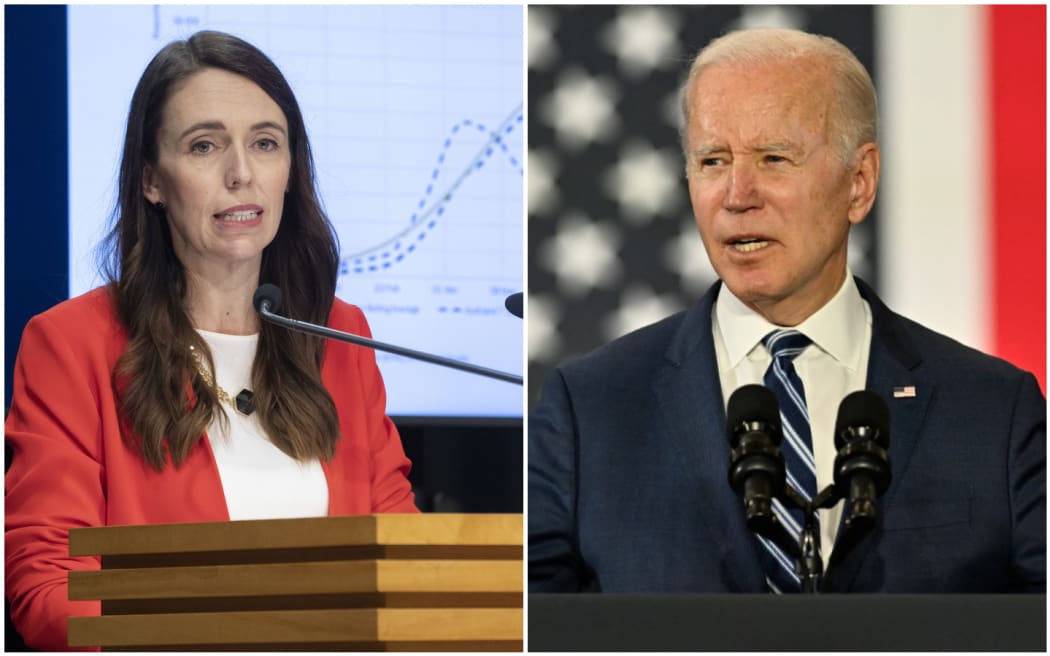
xmin=99 ymin=31 xmax=342 ymax=470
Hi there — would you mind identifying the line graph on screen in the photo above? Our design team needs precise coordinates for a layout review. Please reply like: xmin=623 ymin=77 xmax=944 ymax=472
xmin=341 ymin=103 xmax=524 ymax=276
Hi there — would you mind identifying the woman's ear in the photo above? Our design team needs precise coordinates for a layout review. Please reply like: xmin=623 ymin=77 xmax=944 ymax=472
xmin=143 ymin=164 xmax=162 ymax=205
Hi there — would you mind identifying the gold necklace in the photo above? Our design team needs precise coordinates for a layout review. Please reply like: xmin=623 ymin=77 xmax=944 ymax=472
xmin=189 ymin=345 xmax=255 ymax=415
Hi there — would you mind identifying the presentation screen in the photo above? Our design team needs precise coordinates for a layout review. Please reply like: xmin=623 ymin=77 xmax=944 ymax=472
xmin=68 ymin=5 xmax=524 ymax=421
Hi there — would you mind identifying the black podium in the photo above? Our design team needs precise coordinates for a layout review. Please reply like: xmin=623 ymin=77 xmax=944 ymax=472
xmin=528 ymin=594 xmax=1046 ymax=651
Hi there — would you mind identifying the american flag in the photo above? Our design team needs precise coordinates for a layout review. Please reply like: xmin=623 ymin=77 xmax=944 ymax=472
xmin=893 ymin=386 xmax=918 ymax=399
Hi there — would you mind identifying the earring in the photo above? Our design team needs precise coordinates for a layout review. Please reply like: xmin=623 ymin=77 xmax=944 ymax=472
xmin=155 ymin=201 xmax=166 ymax=210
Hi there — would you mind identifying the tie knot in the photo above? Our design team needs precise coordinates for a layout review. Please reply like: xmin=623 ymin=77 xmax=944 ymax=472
xmin=762 ymin=329 xmax=812 ymax=362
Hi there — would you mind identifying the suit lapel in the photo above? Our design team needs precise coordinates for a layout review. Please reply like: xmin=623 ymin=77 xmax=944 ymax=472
xmin=653 ymin=282 xmax=766 ymax=591
xmin=827 ymin=278 xmax=934 ymax=590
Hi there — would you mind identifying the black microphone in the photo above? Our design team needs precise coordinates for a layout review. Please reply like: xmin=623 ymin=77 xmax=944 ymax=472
xmin=832 ymin=390 xmax=891 ymax=530
xmin=253 ymin=284 xmax=522 ymax=386
xmin=253 ymin=283 xmax=282 ymax=315
xmin=726 ymin=384 xmax=786 ymax=533
xmin=505 ymin=292 xmax=523 ymax=319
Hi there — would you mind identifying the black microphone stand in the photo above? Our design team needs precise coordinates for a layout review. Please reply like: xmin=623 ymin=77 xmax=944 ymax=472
xmin=257 ymin=303 xmax=524 ymax=386
xmin=779 ymin=485 xmax=838 ymax=593
xmin=752 ymin=481 xmax=882 ymax=593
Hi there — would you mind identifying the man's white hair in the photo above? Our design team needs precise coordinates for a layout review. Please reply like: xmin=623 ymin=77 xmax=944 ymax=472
xmin=679 ymin=28 xmax=878 ymax=163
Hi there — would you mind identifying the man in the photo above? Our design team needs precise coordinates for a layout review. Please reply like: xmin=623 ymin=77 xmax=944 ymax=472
xmin=528 ymin=28 xmax=1045 ymax=593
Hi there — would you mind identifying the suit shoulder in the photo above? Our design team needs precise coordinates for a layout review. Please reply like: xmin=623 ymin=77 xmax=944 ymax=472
xmin=557 ymin=310 xmax=689 ymax=382
xmin=893 ymin=312 xmax=1037 ymax=384
xmin=862 ymin=276 xmax=1038 ymax=387
xmin=15 ymin=286 xmax=125 ymax=371
xmin=31 ymin=286 xmax=117 ymax=327
xmin=24 ymin=286 xmax=122 ymax=345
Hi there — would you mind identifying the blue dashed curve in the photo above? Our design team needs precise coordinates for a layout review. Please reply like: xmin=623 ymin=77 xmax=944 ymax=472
xmin=341 ymin=105 xmax=523 ymax=276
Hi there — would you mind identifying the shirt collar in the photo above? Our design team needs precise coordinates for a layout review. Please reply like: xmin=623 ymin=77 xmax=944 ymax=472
xmin=715 ymin=271 xmax=868 ymax=371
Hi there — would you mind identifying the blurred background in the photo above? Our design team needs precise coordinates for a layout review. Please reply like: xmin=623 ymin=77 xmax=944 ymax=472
xmin=527 ymin=4 xmax=1045 ymax=407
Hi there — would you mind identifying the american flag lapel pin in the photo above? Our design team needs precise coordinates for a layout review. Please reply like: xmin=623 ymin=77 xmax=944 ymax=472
xmin=892 ymin=385 xmax=917 ymax=398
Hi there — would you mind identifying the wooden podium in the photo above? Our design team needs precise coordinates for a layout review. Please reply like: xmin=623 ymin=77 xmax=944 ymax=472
xmin=67 ymin=513 xmax=522 ymax=650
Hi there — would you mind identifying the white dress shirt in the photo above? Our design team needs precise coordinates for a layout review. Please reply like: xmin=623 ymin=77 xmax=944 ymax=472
xmin=198 ymin=329 xmax=329 ymax=520
xmin=712 ymin=272 xmax=872 ymax=564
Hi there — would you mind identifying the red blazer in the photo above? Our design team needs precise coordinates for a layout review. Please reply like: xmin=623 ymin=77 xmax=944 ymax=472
xmin=5 ymin=287 xmax=418 ymax=650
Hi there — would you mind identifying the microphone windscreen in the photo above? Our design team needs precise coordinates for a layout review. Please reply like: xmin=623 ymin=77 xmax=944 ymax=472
xmin=505 ymin=292 xmax=523 ymax=318
xmin=834 ymin=390 xmax=890 ymax=448
xmin=726 ymin=384 xmax=781 ymax=443
xmin=253 ymin=284 xmax=282 ymax=314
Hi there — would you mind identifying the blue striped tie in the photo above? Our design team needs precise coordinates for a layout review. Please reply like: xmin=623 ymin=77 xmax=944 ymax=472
xmin=759 ymin=329 xmax=819 ymax=593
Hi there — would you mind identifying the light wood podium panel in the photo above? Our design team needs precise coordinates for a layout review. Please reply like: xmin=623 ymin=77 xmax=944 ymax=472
xmin=67 ymin=513 xmax=523 ymax=651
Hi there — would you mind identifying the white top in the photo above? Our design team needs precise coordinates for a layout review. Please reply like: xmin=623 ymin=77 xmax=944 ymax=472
xmin=712 ymin=272 xmax=873 ymax=564
xmin=197 ymin=329 xmax=329 ymax=521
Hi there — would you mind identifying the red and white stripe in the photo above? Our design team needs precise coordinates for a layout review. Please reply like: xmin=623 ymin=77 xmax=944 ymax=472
xmin=877 ymin=5 xmax=1045 ymax=392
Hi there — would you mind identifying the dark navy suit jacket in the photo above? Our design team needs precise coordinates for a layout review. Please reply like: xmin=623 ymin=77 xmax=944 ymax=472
xmin=528 ymin=278 xmax=1046 ymax=593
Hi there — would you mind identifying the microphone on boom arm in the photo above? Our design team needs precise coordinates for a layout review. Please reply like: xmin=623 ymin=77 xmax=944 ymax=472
xmin=253 ymin=283 xmax=282 ymax=315
xmin=504 ymin=292 xmax=523 ymax=319
xmin=252 ymin=284 xmax=522 ymax=386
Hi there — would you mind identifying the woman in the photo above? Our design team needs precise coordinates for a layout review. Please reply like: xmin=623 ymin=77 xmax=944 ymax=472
xmin=5 ymin=31 xmax=417 ymax=650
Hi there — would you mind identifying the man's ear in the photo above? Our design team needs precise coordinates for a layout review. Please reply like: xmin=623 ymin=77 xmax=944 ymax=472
xmin=847 ymin=143 xmax=880 ymax=225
